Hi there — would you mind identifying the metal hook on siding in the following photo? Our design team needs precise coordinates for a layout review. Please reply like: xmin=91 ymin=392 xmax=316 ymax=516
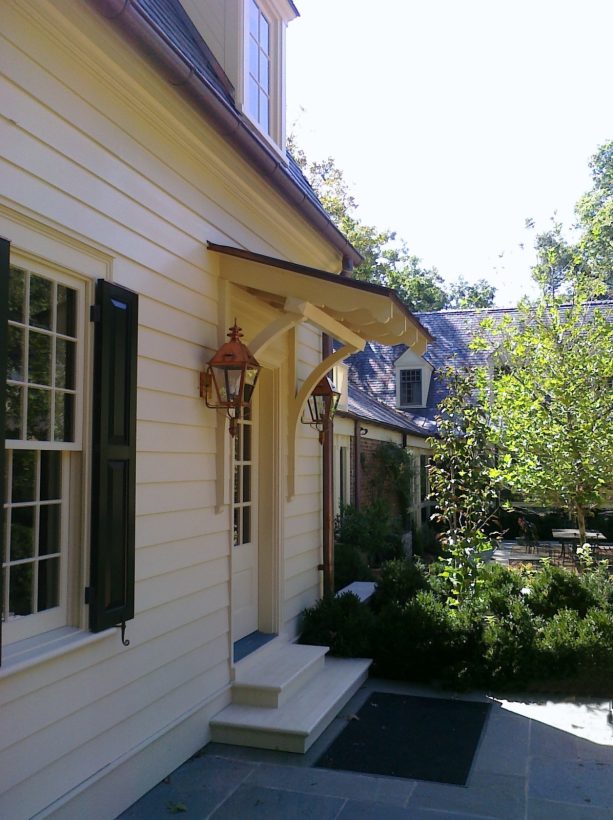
xmin=120 ymin=622 xmax=130 ymax=647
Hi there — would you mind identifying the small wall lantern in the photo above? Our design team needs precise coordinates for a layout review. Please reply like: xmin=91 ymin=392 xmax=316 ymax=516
xmin=302 ymin=375 xmax=340 ymax=444
xmin=200 ymin=322 xmax=261 ymax=437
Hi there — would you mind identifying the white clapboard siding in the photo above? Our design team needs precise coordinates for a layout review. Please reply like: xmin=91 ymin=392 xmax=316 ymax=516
xmin=136 ymin=481 xmax=217 ymax=515
xmin=284 ymin=584 xmax=322 ymax=633
xmin=2 ymin=654 xmax=230 ymax=819
xmin=136 ymin=534 xmax=228 ymax=582
xmin=286 ymin=548 xmax=322 ymax=580
xmin=0 ymin=1 xmax=338 ymax=815
xmin=284 ymin=511 xmax=323 ymax=542
xmin=137 ymin=421 xmax=214 ymax=454
xmin=0 ymin=584 xmax=227 ymax=709
xmin=1 ymin=611 xmax=228 ymax=758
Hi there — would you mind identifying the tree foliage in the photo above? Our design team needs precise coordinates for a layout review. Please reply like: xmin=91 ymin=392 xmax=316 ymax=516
xmin=530 ymin=140 xmax=613 ymax=296
xmin=446 ymin=277 xmax=497 ymax=310
xmin=289 ymin=138 xmax=496 ymax=311
xmin=480 ymin=290 xmax=613 ymax=544
xmin=428 ymin=366 xmax=503 ymax=604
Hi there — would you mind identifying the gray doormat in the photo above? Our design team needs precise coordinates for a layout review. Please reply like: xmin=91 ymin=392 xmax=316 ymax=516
xmin=315 ymin=692 xmax=490 ymax=785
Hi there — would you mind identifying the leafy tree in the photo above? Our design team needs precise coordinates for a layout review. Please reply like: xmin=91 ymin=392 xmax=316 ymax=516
xmin=576 ymin=140 xmax=613 ymax=293
xmin=529 ymin=140 xmax=613 ymax=296
xmin=482 ymin=290 xmax=613 ymax=545
xmin=530 ymin=219 xmax=585 ymax=297
xmin=446 ymin=277 xmax=496 ymax=309
xmin=289 ymin=138 xmax=494 ymax=311
xmin=428 ymin=365 xmax=503 ymax=605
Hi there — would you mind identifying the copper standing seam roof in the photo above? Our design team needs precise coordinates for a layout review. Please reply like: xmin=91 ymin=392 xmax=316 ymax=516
xmin=207 ymin=242 xmax=434 ymax=342
xmin=208 ymin=242 xmax=435 ymax=348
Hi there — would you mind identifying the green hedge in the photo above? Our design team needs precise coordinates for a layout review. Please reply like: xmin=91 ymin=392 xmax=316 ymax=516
xmin=299 ymin=557 xmax=613 ymax=696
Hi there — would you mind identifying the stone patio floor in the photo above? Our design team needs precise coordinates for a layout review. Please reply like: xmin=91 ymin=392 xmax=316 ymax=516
xmin=120 ymin=677 xmax=613 ymax=819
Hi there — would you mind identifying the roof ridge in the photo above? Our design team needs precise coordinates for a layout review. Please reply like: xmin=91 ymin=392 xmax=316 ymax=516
xmin=416 ymin=299 xmax=613 ymax=318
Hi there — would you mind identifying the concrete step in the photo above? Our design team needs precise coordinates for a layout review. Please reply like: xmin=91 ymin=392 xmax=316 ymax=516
xmin=232 ymin=643 xmax=329 ymax=708
xmin=211 ymin=655 xmax=371 ymax=753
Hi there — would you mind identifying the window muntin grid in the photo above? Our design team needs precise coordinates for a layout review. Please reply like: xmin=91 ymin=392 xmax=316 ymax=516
xmin=2 ymin=449 xmax=67 ymax=619
xmin=233 ymin=408 xmax=253 ymax=547
xmin=400 ymin=368 xmax=422 ymax=406
xmin=247 ymin=0 xmax=271 ymax=133
xmin=6 ymin=267 xmax=80 ymax=446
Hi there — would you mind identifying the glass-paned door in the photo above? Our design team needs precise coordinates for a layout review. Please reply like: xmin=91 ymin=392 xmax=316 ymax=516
xmin=231 ymin=407 xmax=258 ymax=641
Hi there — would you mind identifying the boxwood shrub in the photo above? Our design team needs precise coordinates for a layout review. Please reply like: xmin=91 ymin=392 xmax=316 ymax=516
xmin=299 ymin=556 xmax=613 ymax=696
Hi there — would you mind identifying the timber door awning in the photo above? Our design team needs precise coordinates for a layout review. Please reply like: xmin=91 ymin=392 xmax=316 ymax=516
xmin=207 ymin=242 xmax=434 ymax=499
xmin=208 ymin=243 xmax=433 ymax=352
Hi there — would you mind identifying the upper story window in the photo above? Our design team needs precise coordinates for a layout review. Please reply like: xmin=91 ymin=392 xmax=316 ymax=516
xmin=247 ymin=0 xmax=271 ymax=134
xmin=399 ymin=368 xmax=422 ymax=407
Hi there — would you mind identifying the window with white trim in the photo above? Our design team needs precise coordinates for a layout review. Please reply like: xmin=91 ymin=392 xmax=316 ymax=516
xmin=247 ymin=0 xmax=271 ymax=135
xmin=399 ymin=368 xmax=422 ymax=407
xmin=2 ymin=264 xmax=85 ymax=644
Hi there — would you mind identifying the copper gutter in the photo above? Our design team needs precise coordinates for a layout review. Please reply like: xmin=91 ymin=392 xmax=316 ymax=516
xmin=86 ymin=0 xmax=362 ymax=267
xmin=336 ymin=409 xmax=430 ymax=439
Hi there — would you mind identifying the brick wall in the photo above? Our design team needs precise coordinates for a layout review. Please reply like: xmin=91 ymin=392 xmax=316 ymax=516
xmin=351 ymin=435 xmax=404 ymax=521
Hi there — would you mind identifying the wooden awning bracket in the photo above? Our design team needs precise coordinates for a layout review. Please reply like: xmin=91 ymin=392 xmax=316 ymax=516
xmin=287 ymin=343 xmax=360 ymax=500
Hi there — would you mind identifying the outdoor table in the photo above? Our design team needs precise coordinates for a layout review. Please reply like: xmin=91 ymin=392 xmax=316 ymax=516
xmin=551 ymin=529 xmax=606 ymax=562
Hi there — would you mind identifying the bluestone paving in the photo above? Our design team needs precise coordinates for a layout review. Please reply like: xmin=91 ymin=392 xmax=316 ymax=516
xmin=119 ymin=678 xmax=613 ymax=819
xmin=408 ymin=772 xmax=525 ymax=820
xmin=207 ymin=783 xmax=344 ymax=819
xmin=245 ymin=762 xmax=415 ymax=805
xmin=402 ymin=811 xmax=499 ymax=820
xmin=529 ymin=757 xmax=613 ymax=808
xmin=471 ymin=709 xmax=529 ymax=777
xmin=526 ymin=798 xmax=613 ymax=819
xmin=335 ymin=799 xmax=414 ymax=819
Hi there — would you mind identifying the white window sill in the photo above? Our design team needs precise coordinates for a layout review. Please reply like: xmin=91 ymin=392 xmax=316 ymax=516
xmin=241 ymin=109 xmax=286 ymax=160
xmin=0 ymin=626 xmax=116 ymax=678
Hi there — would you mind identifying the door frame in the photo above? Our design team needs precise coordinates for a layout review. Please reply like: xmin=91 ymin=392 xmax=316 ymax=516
xmin=230 ymin=366 xmax=282 ymax=649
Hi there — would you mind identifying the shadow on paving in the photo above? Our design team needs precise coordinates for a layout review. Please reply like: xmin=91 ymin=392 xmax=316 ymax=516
xmin=120 ymin=679 xmax=613 ymax=820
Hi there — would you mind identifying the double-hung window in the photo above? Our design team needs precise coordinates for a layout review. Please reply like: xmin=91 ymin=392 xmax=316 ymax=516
xmin=399 ymin=368 xmax=422 ymax=407
xmin=3 ymin=264 xmax=84 ymax=644
xmin=1 ymin=237 xmax=138 ymax=659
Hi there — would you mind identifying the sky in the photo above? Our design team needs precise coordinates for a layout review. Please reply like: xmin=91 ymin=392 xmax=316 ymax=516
xmin=286 ymin=0 xmax=613 ymax=306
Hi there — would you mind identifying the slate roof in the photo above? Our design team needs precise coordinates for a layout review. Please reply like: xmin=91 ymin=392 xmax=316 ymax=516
xmin=342 ymin=384 xmax=434 ymax=437
xmin=346 ymin=301 xmax=613 ymax=435
xmin=135 ymin=0 xmax=235 ymax=104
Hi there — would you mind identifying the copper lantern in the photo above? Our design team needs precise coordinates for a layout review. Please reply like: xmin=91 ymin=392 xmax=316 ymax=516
xmin=303 ymin=375 xmax=340 ymax=444
xmin=200 ymin=322 xmax=261 ymax=436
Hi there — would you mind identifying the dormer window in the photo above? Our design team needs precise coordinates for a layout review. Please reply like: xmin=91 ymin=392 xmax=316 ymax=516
xmin=394 ymin=351 xmax=432 ymax=410
xmin=179 ymin=0 xmax=297 ymax=152
xmin=247 ymin=0 xmax=271 ymax=134
xmin=399 ymin=368 xmax=422 ymax=407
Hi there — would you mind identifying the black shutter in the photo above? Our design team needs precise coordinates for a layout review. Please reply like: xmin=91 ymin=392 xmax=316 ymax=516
xmin=0 ymin=238 xmax=10 ymax=659
xmin=89 ymin=280 xmax=138 ymax=633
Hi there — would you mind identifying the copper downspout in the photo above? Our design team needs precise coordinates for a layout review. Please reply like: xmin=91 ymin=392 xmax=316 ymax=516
xmin=87 ymin=0 xmax=362 ymax=268
xmin=322 ymin=334 xmax=334 ymax=596
xmin=353 ymin=419 xmax=361 ymax=510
